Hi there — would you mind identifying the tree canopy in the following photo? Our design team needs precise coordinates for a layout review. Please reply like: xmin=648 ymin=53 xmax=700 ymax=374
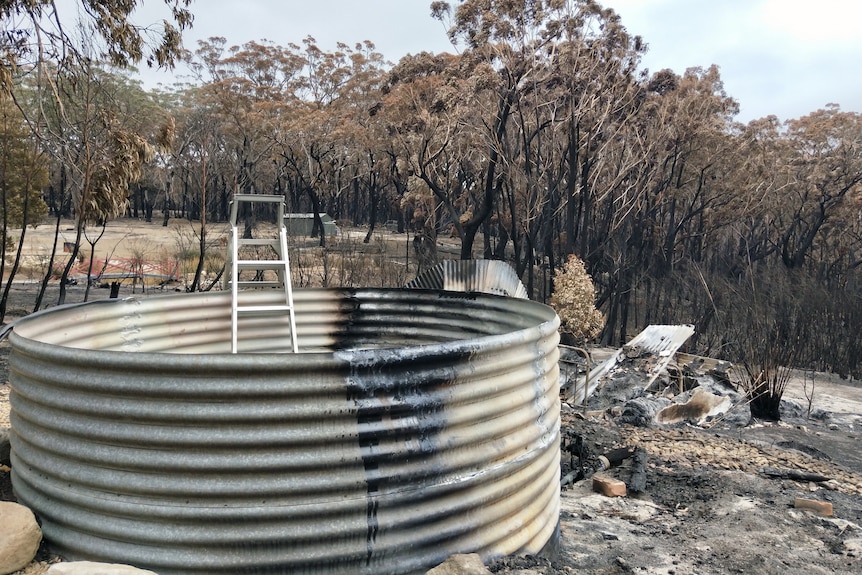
xmin=1 ymin=0 xmax=192 ymax=87
xmin=2 ymin=0 xmax=862 ymax=377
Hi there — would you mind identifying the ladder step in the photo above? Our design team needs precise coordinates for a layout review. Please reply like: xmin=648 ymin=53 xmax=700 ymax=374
xmin=236 ymin=260 xmax=288 ymax=269
xmin=236 ymin=238 xmax=280 ymax=248
xmin=237 ymin=305 xmax=293 ymax=314
xmin=233 ymin=194 xmax=283 ymax=203
xmin=233 ymin=281 xmax=284 ymax=288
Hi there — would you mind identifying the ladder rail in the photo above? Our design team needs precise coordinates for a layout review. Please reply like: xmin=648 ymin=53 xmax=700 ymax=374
xmin=230 ymin=223 xmax=240 ymax=353
xmin=279 ymin=225 xmax=299 ymax=353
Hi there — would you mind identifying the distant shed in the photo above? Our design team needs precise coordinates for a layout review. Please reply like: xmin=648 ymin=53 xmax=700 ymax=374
xmin=284 ymin=213 xmax=338 ymax=236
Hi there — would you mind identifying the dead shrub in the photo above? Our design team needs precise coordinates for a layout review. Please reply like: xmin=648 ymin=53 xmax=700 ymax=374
xmin=725 ymin=269 xmax=805 ymax=421
xmin=550 ymin=255 xmax=604 ymax=345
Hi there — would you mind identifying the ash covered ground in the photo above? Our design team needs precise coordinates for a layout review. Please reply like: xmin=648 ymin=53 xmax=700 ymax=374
xmin=487 ymin=348 xmax=862 ymax=575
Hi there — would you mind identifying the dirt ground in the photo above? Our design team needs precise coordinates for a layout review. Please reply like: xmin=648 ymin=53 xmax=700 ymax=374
xmin=1 ymin=220 xmax=862 ymax=574
xmin=6 ymin=216 xmax=426 ymax=296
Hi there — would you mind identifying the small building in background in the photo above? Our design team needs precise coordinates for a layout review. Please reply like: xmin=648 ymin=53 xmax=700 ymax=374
xmin=284 ymin=213 xmax=338 ymax=237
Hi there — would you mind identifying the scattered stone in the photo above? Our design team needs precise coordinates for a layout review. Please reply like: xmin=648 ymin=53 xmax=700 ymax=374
xmin=844 ymin=538 xmax=862 ymax=558
xmin=46 ymin=561 xmax=160 ymax=575
xmin=821 ymin=517 xmax=861 ymax=532
xmin=618 ymin=396 xmax=671 ymax=426
xmin=425 ymin=553 xmax=491 ymax=575
xmin=0 ymin=501 xmax=42 ymax=575
xmin=592 ymin=474 xmax=627 ymax=497
xmin=793 ymin=497 xmax=833 ymax=516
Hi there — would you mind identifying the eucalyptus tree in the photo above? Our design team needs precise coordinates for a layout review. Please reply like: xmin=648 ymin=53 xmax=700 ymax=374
xmin=598 ymin=65 xmax=739 ymax=345
xmin=511 ymin=2 xmax=646 ymax=297
xmin=269 ymin=37 xmax=387 ymax=247
xmin=332 ymin=41 xmax=389 ymax=243
xmin=189 ymin=36 xmax=307 ymax=213
xmin=120 ymin=79 xmax=176 ymax=222
xmin=381 ymin=50 xmax=468 ymax=262
xmin=773 ymin=106 xmax=862 ymax=271
xmin=183 ymin=103 xmax=216 ymax=292
xmin=708 ymin=115 xmax=788 ymax=275
xmin=411 ymin=1 xmax=568 ymax=262
xmin=1 ymin=0 xmax=193 ymax=89
xmin=644 ymin=67 xmax=738 ymax=273
xmin=721 ymin=107 xmax=862 ymax=375
xmin=2 ymin=0 xmax=192 ymax=307
xmin=716 ymin=107 xmax=862 ymax=280
xmin=139 ymin=87 xmax=183 ymax=225
xmin=0 ymin=94 xmax=48 ymax=321
xmin=166 ymin=87 xmax=229 ymax=291
xmin=430 ymin=0 xmax=534 ymax=260
xmin=428 ymin=0 xmax=647 ymax=281
xmin=37 ymin=59 xmax=156 ymax=304
xmin=548 ymin=3 xmax=645 ymax=263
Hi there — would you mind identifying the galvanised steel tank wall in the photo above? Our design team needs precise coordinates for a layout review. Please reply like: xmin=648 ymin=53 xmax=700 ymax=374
xmin=7 ymin=288 xmax=560 ymax=575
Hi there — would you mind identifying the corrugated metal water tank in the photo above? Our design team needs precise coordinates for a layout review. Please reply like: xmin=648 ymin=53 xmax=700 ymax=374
xmin=7 ymin=288 xmax=560 ymax=575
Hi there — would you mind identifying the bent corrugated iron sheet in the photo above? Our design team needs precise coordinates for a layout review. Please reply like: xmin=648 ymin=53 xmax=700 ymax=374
xmin=406 ymin=260 xmax=529 ymax=299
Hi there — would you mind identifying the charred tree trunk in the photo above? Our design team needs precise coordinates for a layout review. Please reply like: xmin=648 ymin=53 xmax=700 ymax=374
xmin=564 ymin=121 xmax=579 ymax=254
xmin=0 ymin=172 xmax=35 ymax=322
xmin=459 ymin=92 xmax=512 ymax=260
xmin=363 ymin=183 xmax=379 ymax=244
xmin=34 ymin=212 xmax=62 ymax=312
xmin=304 ymin=188 xmax=326 ymax=248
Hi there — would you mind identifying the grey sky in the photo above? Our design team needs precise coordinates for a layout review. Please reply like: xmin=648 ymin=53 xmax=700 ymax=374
xmin=612 ymin=0 xmax=862 ymax=122
xmin=113 ymin=1 xmax=862 ymax=122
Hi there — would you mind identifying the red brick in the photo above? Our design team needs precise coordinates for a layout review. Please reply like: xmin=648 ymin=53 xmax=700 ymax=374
xmin=794 ymin=497 xmax=833 ymax=516
xmin=593 ymin=474 xmax=627 ymax=497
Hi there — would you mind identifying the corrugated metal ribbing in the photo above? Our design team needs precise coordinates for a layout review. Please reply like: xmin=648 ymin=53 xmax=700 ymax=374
xmin=8 ymin=289 xmax=559 ymax=575
xmin=405 ymin=260 xmax=530 ymax=299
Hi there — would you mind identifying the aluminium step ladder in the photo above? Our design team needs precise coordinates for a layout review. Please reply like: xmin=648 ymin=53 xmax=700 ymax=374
xmin=226 ymin=194 xmax=298 ymax=353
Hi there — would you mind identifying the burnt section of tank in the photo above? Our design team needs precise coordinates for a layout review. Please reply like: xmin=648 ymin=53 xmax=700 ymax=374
xmin=343 ymin=349 xmax=464 ymax=565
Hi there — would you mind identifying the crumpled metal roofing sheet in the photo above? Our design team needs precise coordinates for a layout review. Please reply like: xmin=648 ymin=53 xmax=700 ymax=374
xmin=565 ymin=324 xmax=695 ymax=404
xmin=8 ymin=288 xmax=560 ymax=575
